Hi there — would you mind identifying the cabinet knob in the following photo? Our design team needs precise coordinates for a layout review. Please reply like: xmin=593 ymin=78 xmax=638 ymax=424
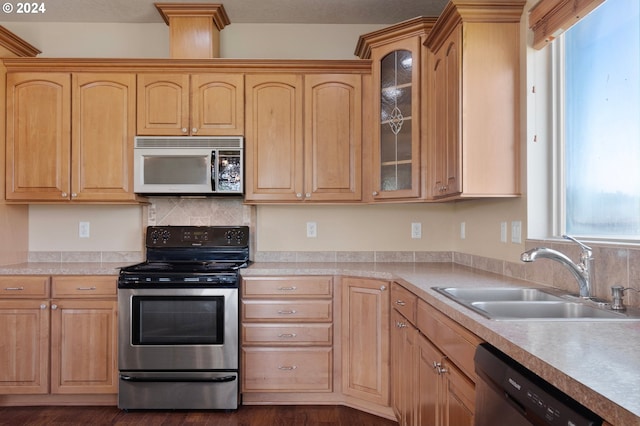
xmin=380 ymin=285 xmax=387 ymax=291
xmin=372 ymin=191 xmax=379 ymax=196
xmin=51 ymin=304 xmax=58 ymax=310
xmin=181 ymin=128 xmax=188 ymax=133
xmin=61 ymin=192 xmax=67 ymax=198
xmin=296 ymin=193 xmax=303 ymax=199
xmin=192 ymin=128 xmax=198 ymax=133
xmin=305 ymin=193 xmax=311 ymax=198
xmin=40 ymin=304 xmax=47 ymax=310
xmin=71 ymin=193 xmax=77 ymax=198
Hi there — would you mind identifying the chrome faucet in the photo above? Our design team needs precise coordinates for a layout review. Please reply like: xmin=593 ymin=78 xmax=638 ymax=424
xmin=520 ymin=235 xmax=594 ymax=298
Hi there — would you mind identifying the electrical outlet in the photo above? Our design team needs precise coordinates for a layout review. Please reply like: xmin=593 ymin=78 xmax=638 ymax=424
xmin=460 ymin=222 xmax=466 ymax=240
xmin=306 ymin=222 xmax=317 ymax=238
xmin=79 ymin=221 xmax=90 ymax=238
xmin=511 ymin=221 xmax=522 ymax=244
xmin=500 ymin=222 xmax=507 ymax=243
xmin=411 ymin=222 xmax=422 ymax=239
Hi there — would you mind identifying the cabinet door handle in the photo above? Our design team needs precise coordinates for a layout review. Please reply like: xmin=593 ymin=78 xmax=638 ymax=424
xmin=40 ymin=304 xmax=47 ymax=310
xmin=278 ymin=365 xmax=297 ymax=371
xmin=372 ymin=191 xmax=379 ymax=196
xmin=396 ymin=321 xmax=407 ymax=328
xmin=192 ymin=127 xmax=198 ymax=133
xmin=395 ymin=300 xmax=406 ymax=306
xmin=51 ymin=304 xmax=58 ymax=310
xmin=380 ymin=285 xmax=387 ymax=291
xmin=71 ymin=193 xmax=77 ymax=198
xmin=277 ymin=286 xmax=297 ymax=291
xmin=76 ymin=287 xmax=97 ymax=291
xmin=61 ymin=192 xmax=68 ymax=198
xmin=277 ymin=309 xmax=297 ymax=315
xmin=296 ymin=193 xmax=303 ymax=199
xmin=278 ymin=333 xmax=297 ymax=338
xmin=4 ymin=287 xmax=24 ymax=291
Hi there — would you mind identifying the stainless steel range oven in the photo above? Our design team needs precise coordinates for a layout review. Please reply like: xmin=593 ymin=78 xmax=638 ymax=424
xmin=117 ymin=225 xmax=249 ymax=410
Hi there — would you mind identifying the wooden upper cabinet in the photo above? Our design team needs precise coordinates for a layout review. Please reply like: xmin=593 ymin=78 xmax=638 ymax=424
xmin=6 ymin=73 xmax=71 ymax=201
xmin=356 ymin=17 xmax=436 ymax=202
xmin=424 ymin=0 xmax=524 ymax=200
xmin=72 ymin=73 xmax=137 ymax=201
xmin=244 ymin=74 xmax=304 ymax=202
xmin=137 ymin=73 xmax=244 ymax=136
xmin=245 ymin=73 xmax=362 ymax=203
xmin=6 ymin=72 xmax=138 ymax=202
xmin=304 ymin=74 xmax=362 ymax=202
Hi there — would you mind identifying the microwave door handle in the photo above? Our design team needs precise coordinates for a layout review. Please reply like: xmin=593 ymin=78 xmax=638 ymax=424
xmin=211 ymin=150 xmax=216 ymax=192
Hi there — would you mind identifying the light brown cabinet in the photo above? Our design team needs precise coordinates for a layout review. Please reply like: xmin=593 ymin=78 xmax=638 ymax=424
xmin=341 ymin=277 xmax=390 ymax=407
xmin=244 ymin=73 xmax=362 ymax=202
xmin=241 ymin=276 xmax=334 ymax=393
xmin=0 ymin=276 xmax=118 ymax=400
xmin=425 ymin=0 xmax=524 ymax=200
xmin=391 ymin=283 xmax=480 ymax=426
xmin=6 ymin=72 xmax=137 ymax=202
xmin=136 ymin=73 xmax=244 ymax=136
xmin=356 ymin=17 xmax=436 ymax=201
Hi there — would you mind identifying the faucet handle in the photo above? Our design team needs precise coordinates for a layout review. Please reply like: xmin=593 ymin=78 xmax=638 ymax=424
xmin=562 ymin=234 xmax=592 ymax=252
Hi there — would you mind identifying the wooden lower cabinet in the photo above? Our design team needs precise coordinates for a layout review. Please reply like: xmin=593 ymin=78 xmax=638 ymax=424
xmin=241 ymin=276 xmax=394 ymax=420
xmin=341 ymin=277 xmax=390 ymax=406
xmin=392 ymin=283 xmax=480 ymax=426
xmin=0 ymin=275 xmax=118 ymax=404
xmin=241 ymin=276 xmax=334 ymax=394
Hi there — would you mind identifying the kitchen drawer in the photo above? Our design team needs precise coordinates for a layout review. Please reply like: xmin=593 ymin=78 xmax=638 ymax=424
xmin=391 ymin=282 xmax=417 ymax=324
xmin=242 ymin=300 xmax=332 ymax=322
xmin=242 ymin=276 xmax=332 ymax=298
xmin=0 ymin=276 xmax=49 ymax=298
xmin=242 ymin=347 xmax=332 ymax=392
xmin=417 ymin=299 xmax=481 ymax=381
xmin=242 ymin=323 xmax=332 ymax=346
xmin=52 ymin=276 xmax=117 ymax=298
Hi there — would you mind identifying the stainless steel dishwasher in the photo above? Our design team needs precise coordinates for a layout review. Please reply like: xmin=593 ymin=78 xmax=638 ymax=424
xmin=474 ymin=343 xmax=603 ymax=426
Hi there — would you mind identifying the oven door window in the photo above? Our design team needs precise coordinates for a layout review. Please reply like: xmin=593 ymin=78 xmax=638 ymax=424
xmin=132 ymin=296 xmax=224 ymax=345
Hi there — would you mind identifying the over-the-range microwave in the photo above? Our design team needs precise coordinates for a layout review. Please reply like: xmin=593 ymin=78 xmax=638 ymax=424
xmin=134 ymin=136 xmax=243 ymax=195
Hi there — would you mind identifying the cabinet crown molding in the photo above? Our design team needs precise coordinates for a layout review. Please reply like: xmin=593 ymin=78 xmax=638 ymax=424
xmin=424 ymin=0 xmax=526 ymax=51
xmin=354 ymin=16 xmax=437 ymax=59
xmin=155 ymin=3 xmax=230 ymax=29
xmin=0 ymin=26 xmax=40 ymax=57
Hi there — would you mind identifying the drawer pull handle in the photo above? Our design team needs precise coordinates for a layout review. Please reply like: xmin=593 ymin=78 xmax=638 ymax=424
xmin=277 ymin=310 xmax=297 ymax=315
xmin=278 ymin=333 xmax=297 ymax=338
xmin=277 ymin=286 xmax=297 ymax=291
xmin=4 ymin=287 xmax=24 ymax=291
xmin=395 ymin=300 xmax=406 ymax=306
xmin=278 ymin=365 xmax=297 ymax=371
xmin=76 ymin=287 xmax=97 ymax=291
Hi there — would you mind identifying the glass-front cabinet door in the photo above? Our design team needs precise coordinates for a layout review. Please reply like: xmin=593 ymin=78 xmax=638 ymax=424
xmin=379 ymin=49 xmax=416 ymax=195
xmin=357 ymin=17 xmax=435 ymax=200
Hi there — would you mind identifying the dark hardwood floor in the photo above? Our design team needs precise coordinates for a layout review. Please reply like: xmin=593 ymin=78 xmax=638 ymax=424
xmin=0 ymin=405 xmax=399 ymax=425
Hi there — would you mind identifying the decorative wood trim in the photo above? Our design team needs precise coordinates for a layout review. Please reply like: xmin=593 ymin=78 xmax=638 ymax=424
xmin=0 ymin=26 xmax=40 ymax=57
xmin=155 ymin=3 xmax=230 ymax=30
xmin=424 ymin=0 xmax=526 ymax=52
xmin=354 ymin=16 xmax=438 ymax=59
xmin=529 ymin=0 xmax=605 ymax=49
xmin=1 ymin=58 xmax=372 ymax=74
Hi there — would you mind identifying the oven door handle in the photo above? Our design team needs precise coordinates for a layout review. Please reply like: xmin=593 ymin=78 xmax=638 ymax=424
xmin=119 ymin=374 xmax=237 ymax=383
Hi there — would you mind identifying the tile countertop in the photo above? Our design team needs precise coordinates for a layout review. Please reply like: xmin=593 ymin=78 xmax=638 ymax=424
xmin=2 ymin=260 xmax=638 ymax=424
xmin=243 ymin=262 xmax=640 ymax=426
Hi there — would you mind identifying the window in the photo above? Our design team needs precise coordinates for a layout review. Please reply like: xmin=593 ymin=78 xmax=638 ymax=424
xmin=558 ymin=0 xmax=640 ymax=238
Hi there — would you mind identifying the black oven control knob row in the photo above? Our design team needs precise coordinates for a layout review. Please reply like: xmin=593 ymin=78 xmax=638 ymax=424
xmin=149 ymin=229 xmax=171 ymax=244
xmin=224 ymin=229 xmax=246 ymax=244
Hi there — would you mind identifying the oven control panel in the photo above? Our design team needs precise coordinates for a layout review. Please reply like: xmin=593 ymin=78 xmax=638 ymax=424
xmin=147 ymin=226 xmax=249 ymax=247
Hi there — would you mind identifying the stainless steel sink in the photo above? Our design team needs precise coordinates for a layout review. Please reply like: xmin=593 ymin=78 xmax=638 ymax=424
xmin=432 ymin=286 xmax=640 ymax=321
xmin=470 ymin=301 xmax=629 ymax=320
xmin=435 ymin=287 xmax=565 ymax=302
